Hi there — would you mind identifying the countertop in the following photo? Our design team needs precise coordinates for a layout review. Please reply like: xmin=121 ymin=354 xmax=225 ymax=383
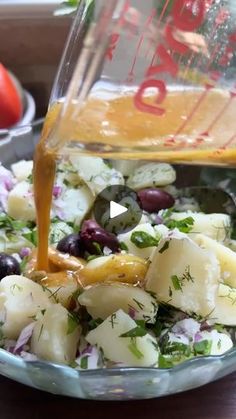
xmin=0 ymin=373 xmax=236 ymax=419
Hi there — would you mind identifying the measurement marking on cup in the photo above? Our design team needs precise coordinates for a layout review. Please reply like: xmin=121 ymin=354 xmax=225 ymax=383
xmin=172 ymin=88 xmax=210 ymax=142
xmin=148 ymin=0 xmax=171 ymax=65
xmin=134 ymin=0 xmax=206 ymax=117
xmin=127 ymin=9 xmax=157 ymax=82
xmin=203 ymin=96 xmax=234 ymax=136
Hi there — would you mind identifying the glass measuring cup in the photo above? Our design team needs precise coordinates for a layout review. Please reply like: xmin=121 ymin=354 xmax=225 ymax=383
xmin=44 ymin=0 xmax=236 ymax=165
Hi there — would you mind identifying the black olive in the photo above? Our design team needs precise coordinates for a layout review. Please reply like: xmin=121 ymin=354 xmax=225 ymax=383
xmin=56 ymin=234 xmax=85 ymax=258
xmin=81 ymin=220 xmax=119 ymax=254
xmin=137 ymin=188 xmax=175 ymax=213
xmin=0 ymin=253 xmax=21 ymax=280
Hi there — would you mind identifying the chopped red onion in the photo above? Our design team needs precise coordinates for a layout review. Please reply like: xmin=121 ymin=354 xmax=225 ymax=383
xmin=20 ymin=247 xmax=31 ymax=258
xmin=53 ymin=186 xmax=62 ymax=199
xmin=194 ymin=332 xmax=203 ymax=343
xmin=103 ymin=246 xmax=112 ymax=256
xmin=76 ymin=346 xmax=100 ymax=369
xmin=13 ymin=322 xmax=35 ymax=354
xmin=128 ymin=306 xmax=136 ymax=319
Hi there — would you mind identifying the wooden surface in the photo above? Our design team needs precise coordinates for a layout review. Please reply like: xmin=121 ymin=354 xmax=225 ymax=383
xmin=0 ymin=373 xmax=236 ymax=419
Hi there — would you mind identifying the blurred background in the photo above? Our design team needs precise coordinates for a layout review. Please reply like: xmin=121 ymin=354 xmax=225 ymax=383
xmin=0 ymin=0 xmax=72 ymax=119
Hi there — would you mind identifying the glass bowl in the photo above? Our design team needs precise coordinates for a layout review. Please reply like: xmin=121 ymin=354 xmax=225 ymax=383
xmin=0 ymin=123 xmax=236 ymax=400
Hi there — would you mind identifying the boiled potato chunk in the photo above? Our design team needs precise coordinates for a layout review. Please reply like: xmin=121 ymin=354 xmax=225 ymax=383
xmin=69 ymin=156 xmax=124 ymax=195
xmin=127 ymin=163 xmax=176 ymax=190
xmin=194 ymin=234 xmax=236 ymax=288
xmin=145 ymin=236 xmax=220 ymax=317
xmin=0 ymin=275 xmax=52 ymax=339
xmin=86 ymin=309 xmax=158 ymax=367
xmin=170 ymin=211 xmax=231 ymax=242
xmin=11 ymin=160 xmax=33 ymax=182
xmin=79 ymin=254 xmax=148 ymax=286
xmin=78 ymin=283 xmax=158 ymax=323
xmin=31 ymin=304 xmax=81 ymax=365
xmin=56 ymin=186 xmax=94 ymax=226
xmin=40 ymin=271 xmax=79 ymax=309
xmin=7 ymin=181 xmax=36 ymax=221
xmin=200 ymin=330 xmax=233 ymax=355
xmin=212 ymin=284 xmax=236 ymax=325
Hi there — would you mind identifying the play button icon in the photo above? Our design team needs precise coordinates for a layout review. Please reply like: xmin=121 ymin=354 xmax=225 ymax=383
xmin=94 ymin=185 xmax=142 ymax=235
xmin=110 ymin=201 xmax=128 ymax=219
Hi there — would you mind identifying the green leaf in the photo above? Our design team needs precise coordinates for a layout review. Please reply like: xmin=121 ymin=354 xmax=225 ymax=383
xmin=171 ymin=275 xmax=183 ymax=292
xmin=158 ymin=354 xmax=174 ymax=369
xmin=166 ymin=217 xmax=194 ymax=233
xmin=159 ymin=240 xmax=170 ymax=254
xmin=92 ymin=242 xmax=103 ymax=255
xmin=131 ymin=231 xmax=160 ymax=249
xmin=22 ymin=230 xmax=38 ymax=246
xmin=88 ymin=318 xmax=103 ymax=330
xmin=80 ymin=356 xmax=88 ymax=369
xmin=67 ymin=313 xmax=79 ymax=335
xmin=120 ymin=326 xmax=147 ymax=338
xmin=119 ymin=242 xmax=129 ymax=251
xmin=128 ymin=340 xmax=144 ymax=359
xmin=193 ymin=340 xmax=212 ymax=355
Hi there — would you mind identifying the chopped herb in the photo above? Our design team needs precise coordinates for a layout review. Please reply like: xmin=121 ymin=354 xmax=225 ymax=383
xmin=120 ymin=326 xmax=147 ymax=338
xmin=69 ymin=361 xmax=78 ymax=369
xmin=27 ymin=173 xmax=33 ymax=183
xmin=109 ymin=313 xmax=118 ymax=329
xmin=88 ymin=318 xmax=103 ymax=330
xmin=10 ymin=283 xmax=23 ymax=295
xmin=158 ymin=354 xmax=174 ymax=369
xmin=41 ymin=309 xmax=46 ymax=316
xmin=131 ymin=231 xmax=160 ymax=249
xmin=80 ymin=356 xmax=89 ymax=369
xmin=152 ymin=320 xmax=163 ymax=337
xmin=171 ymin=266 xmax=194 ymax=292
xmin=166 ymin=217 xmax=194 ymax=233
xmin=146 ymin=290 xmax=157 ymax=299
xmin=20 ymin=256 xmax=29 ymax=272
xmin=133 ymin=298 xmax=145 ymax=310
xmin=119 ymin=242 xmax=129 ymax=251
xmin=159 ymin=241 xmax=170 ymax=254
xmin=164 ymin=342 xmax=191 ymax=357
xmin=86 ymin=255 xmax=99 ymax=262
xmin=23 ymin=230 xmax=38 ymax=246
xmin=67 ymin=313 xmax=79 ymax=335
xmin=128 ymin=339 xmax=144 ymax=359
xmin=169 ymin=286 xmax=173 ymax=297
xmin=135 ymin=320 xmax=146 ymax=328
xmin=38 ymin=324 xmax=44 ymax=341
xmin=171 ymin=275 xmax=183 ymax=292
xmin=193 ymin=340 xmax=212 ymax=355
xmin=63 ymin=179 xmax=70 ymax=187
xmin=92 ymin=242 xmax=103 ymax=255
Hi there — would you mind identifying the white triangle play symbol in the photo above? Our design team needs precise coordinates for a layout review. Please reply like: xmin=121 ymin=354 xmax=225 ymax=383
xmin=110 ymin=201 xmax=128 ymax=219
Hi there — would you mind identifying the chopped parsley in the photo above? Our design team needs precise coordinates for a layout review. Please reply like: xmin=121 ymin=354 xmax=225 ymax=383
xmin=159 ymin=240 xmax=170 ymax=254
xmin=119 ymin=242 xmax=129 ymax=251
xmin=131 ymin=231 xmax=160 ymax=249
xmin=166 ymin=216 xmax=194 ymax=233
xmin=128 ymin=339 xmax=144 ymax=359
xmin=80 ymin=356 xmax=89 ymax=369
xmin=171 ymin=266 xmax=194 ymax=292
xmin=193 ymin=340 xmax=212 ymax=355
xmin=120 ymin=325 xmax=147 ymax=338
xmin=67 ymin=313 xmax=79 ymax=335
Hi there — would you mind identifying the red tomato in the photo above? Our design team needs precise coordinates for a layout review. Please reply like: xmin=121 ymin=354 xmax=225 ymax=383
xmin=0 ymin=63 xmax=23 ymax=129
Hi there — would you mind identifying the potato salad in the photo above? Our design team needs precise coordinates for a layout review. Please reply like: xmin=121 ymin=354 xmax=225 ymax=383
xmin=0 ymin=157 xmax=235 ymax=369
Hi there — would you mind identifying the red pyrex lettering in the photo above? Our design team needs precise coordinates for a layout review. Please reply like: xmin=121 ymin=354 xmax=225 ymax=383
xmin=134 ymin=0 xmax=206 ymax=116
